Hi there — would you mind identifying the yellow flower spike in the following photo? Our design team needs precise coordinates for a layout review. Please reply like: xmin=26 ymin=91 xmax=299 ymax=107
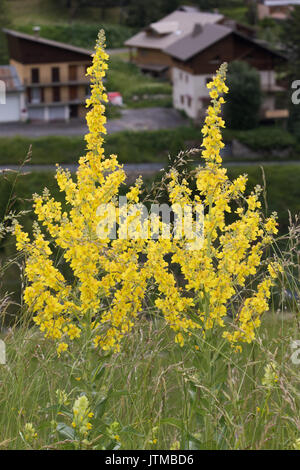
xmin=14 ymin=44 xmax=278 ymax=354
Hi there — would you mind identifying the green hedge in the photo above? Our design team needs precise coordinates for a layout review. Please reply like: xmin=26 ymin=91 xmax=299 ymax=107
xmin=223 ymin=126 xmax=297 ymax=151
xmin=1 ymin=126 xmax=299 ymax=167
xmin=0 ymin=127 xmax=202 ymax=165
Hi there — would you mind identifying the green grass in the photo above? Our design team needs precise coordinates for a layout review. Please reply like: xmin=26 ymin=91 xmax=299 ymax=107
xmin=0 ymin=126 xmax=297 ymax=168
xmin=219 ymin=6 xmax=249 ymax=24
xmin=224 ymin=126 xmax=298 ymax=153
xmin=0 ymin=311 xmax=299 ymax=449
xmin=0 ymin=127 xmax=199 ymax=166
xmin=106 ymin=58 xmax=172 ymax=103
xmin=15 ymin=22 xmax=135 ymax=50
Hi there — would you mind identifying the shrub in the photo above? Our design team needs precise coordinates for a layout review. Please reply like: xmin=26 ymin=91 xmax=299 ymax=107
xmin=224 ymin=61 xmax=262 ymax=130
xmin=223 ymin=126 xmax=297 ymax=150
xmin=0 ymin=127 xmax=201 ymax=165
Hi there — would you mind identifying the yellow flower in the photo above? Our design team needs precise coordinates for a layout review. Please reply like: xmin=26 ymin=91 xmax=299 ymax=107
xmin=72 ymin=395 xmax=94 ymax=437
xmin=262 ymin=362 xmax=279 ymax=388
xmin=14 ymin=36 xmax=278 ymax=355
xmin=57 ymin=342 xmax=68 ymax=356
xmin=24 ymin=423 xmax=38 ymax=444
xmin=293 ymin=439 xmax=300 ymax=450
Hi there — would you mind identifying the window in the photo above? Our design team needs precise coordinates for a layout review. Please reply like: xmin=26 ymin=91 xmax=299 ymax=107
xmin=31 ymin=68 xmax=39 ymax=84
xmin=52 ymin=87 xmax=61 ymax=102
xmin=52 ymin=67 xmax=60 ymax=82
xmin=209 ymin=55 xmax=221 ymax=65
xmin=69 ymin=65 xmax=77 ymax=81
xmin=187 ymin=96 xmax=192 ymax=107
xmin=69 ymin=104 xmax=78 ymax=118
xmin=180 ymin=95 xmax=185 ymax=105
xmin=30 ymin=87 xmax=42 ymax=104
xmin=69 ymin=85 xmax=78 ymax=101
xmin=85 ymin=85 xmax=91 ymax=98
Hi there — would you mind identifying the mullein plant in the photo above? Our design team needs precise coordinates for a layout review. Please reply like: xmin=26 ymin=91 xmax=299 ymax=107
xmin=15 ymin=31 xmax=280 ymax=356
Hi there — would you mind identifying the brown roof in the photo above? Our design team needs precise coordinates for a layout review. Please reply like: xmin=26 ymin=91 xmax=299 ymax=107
xmin=0 ymin=65 xmax=23 ymax=92
xmin=165 ymin=23 xmax=231 ymax=61
xmin=164 ymin=23 xmax=287 ymax=62
xmin=3 ymin=28 xmax=93 ymax=57
xmin=125 ymin=10 xmax=224 ymax=50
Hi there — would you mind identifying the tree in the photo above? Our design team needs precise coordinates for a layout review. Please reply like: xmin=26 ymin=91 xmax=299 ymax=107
xmin=0 ymin=0 xmax=10 ymax=64
xmin=193 ymin=0 xmax=238 ymax=11
xmin=125 ymin=0 xmax=180 ymax=28
xmin=224 ymin=61 xmax=262 ymax=130
xmin=246 ymin=0 xmax=258 ymax=25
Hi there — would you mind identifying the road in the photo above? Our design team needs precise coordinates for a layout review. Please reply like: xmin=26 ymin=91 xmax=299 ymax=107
xmin=0 ymin=108 xmax=188 ymax=137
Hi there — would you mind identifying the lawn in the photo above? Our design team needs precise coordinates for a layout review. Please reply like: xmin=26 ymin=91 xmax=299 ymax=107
xmin=106 ymin=58 xmax=172 ymax=107
xmin=0 ymin=311 xmax=299 ymax=449
xmin=0 ymin=126 xmax=298 ymax=167
xmin=0 ymin=127 xmax=197 ymax=166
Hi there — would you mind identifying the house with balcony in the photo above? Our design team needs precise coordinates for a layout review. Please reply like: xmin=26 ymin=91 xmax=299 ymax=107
xmin=165 ymin=23 xmax=288 ymax=121
xmin=125 ymin=7 xmax=255 ymax=79
xmin=3 ymin=28 xmax=92 ymax=121
xmin=257 ymin=0 xmax=300 ymax=21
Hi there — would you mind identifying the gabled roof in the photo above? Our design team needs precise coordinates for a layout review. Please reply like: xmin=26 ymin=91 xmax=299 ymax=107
xmin=0 ymin=65 xmax=24 ymax=92
xmin=3 ymin=28 xmax=93 ymax=57
xmin=149 ymin=21 xmax=179 ymax=35
xmin=164 ymin=23 xmax=287 ymax=62
xmin=165 ymin=23 xmax=231 ymax=61
xmin=125 ymin=10 xmax=224 ymax=50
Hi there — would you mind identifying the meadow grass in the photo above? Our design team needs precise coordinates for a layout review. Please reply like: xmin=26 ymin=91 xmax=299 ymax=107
xmin=0 ymin=310 xmax=299 ymax=450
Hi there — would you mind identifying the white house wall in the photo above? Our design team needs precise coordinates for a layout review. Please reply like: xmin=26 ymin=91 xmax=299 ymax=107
xmin=172 ymin=67 xmax=278 ymax=119
xmin=0 ymin=92 xmax=22 ymax=122
xmin=172 ymin=67 xmax=211 ymax=119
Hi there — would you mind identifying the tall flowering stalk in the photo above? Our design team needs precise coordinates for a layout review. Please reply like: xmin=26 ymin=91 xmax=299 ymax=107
xmin=161 ymin=63 xmax=281 ymax=349
xmin=15 ymin=31 xmax=147 ymax=354
xmin=15 ymin=33 xmax=280 ymax=355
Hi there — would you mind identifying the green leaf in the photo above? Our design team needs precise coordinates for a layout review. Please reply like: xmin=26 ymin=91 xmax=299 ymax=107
xmin=110 ymin=390 xmax=131 ymax=398
xmin=159 ymin=418 xmax=184 ymax=431
xmin=95 ymin=397 xmax=108 ymax=418
xmin=121 ymin=425 xmax=144 ymax=437
xmin=56 ymin=423 xmax=75 ymax=440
